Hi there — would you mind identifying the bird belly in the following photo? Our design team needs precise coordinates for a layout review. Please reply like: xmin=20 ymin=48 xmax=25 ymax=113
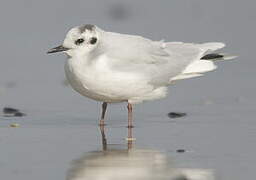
xmin=64 ymin=58 xmax=158 ymax=103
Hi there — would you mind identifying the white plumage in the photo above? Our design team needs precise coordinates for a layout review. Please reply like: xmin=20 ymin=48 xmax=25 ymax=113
xmin=57 ymin=25 xmax=226 ymax=104
xmin=48 ymin=24 xmax=234 ymax=140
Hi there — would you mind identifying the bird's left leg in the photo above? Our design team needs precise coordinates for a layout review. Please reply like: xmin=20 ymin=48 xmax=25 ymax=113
xmin=99 ymin=102 xmax=107 ymax=126
xmin=99 ymin=102 xmax=107 ymax=150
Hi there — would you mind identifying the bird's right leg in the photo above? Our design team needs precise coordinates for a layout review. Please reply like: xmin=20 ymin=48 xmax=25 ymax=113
xmin=127 ymin=103 xmax=135 ymax=149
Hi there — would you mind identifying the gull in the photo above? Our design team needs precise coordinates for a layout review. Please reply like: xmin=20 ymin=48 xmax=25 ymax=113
xmin=47 ymin=24 xmax=234 ymax=137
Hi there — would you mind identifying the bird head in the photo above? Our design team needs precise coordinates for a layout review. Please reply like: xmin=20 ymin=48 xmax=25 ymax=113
xmin=47 ymin=24 xmax=100 ymax=57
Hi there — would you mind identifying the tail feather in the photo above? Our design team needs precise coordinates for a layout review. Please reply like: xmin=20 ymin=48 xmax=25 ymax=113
xmin=169 ymin=42 xmax=236 ymax=82
xmin=170 ymin=42 xmax=228 ymax=82
xmin=182 ymin=60 xmax=217 ymax=74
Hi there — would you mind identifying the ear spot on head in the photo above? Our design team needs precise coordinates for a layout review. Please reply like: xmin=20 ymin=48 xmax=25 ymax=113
xmin=90 ymin=37 xmax=97 ymax=44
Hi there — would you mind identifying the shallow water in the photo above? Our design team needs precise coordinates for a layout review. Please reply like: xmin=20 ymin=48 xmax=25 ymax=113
xmin=1 ymin=0 xmax=256 ymax=179
xmin=1 ymin=104 xmax=255 ymax=180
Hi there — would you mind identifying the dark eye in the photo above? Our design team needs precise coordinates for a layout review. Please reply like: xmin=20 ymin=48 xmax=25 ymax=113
xmin=75 ymin=38 xmax=84 ymax=45
xmin=90 ymin=37 xmax=97 ymax=44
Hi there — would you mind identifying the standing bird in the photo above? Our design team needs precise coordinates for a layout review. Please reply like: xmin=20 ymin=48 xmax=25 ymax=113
xmin=48 ymin=24 xmax=234 ymax=138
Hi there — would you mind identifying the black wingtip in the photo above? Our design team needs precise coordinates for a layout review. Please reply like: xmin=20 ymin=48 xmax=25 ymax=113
xmin=201 ymin=53 xmax=224 ymax=60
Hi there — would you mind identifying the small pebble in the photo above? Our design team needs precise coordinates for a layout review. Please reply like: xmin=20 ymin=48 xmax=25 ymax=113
xmin=14 ymin=112 xmax=26 ymax=117
xmin=3 ymin=107 xmax=26 ymax=117
xmin=176 ymin=149 xmax=186 ymax=153
xmin=168 ymin=112 xmax=187 ymax=118
xmin=10 ymin=123 xmax=20 ymax=128
xmin=3 ymin=107 xmax=19 ymax=114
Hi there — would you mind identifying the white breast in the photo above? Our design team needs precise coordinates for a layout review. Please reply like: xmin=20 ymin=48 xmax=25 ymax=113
xmin=64 ymin=55 xmax=161 ymax=103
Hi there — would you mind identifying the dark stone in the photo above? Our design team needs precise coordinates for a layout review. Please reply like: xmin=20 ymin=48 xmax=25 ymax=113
xmin=176 ymin=149 xmax=186 ymax=153
xmin=3 ymin=107 xmax=19 ymax=114
xmin=14 ymin=112 xmax=26 ymax=117
xmin=3 ymin=107 xmax=26 ymax=117
xmin=168 ymin=112 xmax=187 ymax=118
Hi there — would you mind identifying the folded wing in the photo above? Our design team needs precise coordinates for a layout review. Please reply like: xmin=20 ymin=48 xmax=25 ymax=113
xmin=100 ymin=31 xmax=225 ymax=86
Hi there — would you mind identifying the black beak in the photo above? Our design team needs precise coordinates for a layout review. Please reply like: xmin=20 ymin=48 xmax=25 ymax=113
xmin=47 ymin=45 xmax=70 ymax=54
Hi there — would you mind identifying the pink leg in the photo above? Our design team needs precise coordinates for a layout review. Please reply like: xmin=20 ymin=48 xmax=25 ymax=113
xmin=99 ymin=102 xmax=107 ymax=126
xmin=127 ymin=103 xmax=133 ymax=128
xmin=127 ymin=103 xmax=134 ymax=149
xmin=99 ymin=102 xmax=107 ymax=150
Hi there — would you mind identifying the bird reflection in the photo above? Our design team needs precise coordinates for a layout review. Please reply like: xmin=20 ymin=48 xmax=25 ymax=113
xmin=99 ymin=121 xmax=134 ymax=150
xmin=99 ymin=123 xmax=107 ymax=151
xmin=66 ymin=124 xmax=215 ymax=180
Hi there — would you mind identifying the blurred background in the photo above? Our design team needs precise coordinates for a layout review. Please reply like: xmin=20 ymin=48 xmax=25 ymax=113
xmin=0 ymin=0 xmax=255 ymax=180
